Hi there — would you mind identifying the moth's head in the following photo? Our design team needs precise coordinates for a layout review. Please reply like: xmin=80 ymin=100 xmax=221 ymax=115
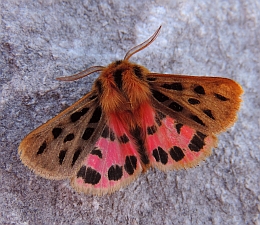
xmin=95 ymin=59 xmax=151 ymax=113
xmin=97 ymin=59 xmax=150 ymax=92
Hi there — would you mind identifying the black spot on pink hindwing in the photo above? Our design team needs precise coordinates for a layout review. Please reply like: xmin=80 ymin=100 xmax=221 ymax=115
xmin=188 ymin=131 xmax=207 ymax=152
xmin=147 ymin=125 xmax=157 ymax=135
xmin=152 ymin=147 xmax=168 ymax=164
xmin=175 ymin=123 xmax=183 ymax=134
xmin=77 ymin=166 xmax=101 ymax=185
xmin=91 ymin=147 xmax=102 ymax=159
xmin=101 ymin=126 xmax=115 ymax=141
xmin=108 ymin=165 xmax=123 ymax=181
xmin=124 ymin=156 xmax=137 ymax=175
xmin=169 ymin=146 xmax=185 ymax=162
xmin=119 ymin=134 xmax=129 ymax=143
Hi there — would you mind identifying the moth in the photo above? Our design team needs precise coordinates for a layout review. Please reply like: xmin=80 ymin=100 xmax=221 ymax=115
xmin=19 ymin=26 xmax=243 ymax=195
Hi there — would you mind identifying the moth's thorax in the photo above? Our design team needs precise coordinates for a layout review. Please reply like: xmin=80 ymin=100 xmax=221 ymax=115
xmin=94 ymin=60 xmax=152 ymax=114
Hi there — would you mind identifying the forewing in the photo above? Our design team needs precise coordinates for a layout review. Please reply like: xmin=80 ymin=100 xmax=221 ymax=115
xmin=19 ymin=91 xmax=106 ymax=179
xmin=147 ymin=73 xmax=243 ymax=135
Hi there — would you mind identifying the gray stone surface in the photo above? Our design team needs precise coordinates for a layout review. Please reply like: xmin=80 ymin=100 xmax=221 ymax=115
xmin=1 ymin=1 xmax=259 ymax=224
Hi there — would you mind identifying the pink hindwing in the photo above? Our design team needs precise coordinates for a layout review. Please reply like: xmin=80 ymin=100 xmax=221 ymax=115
xmin=72 ymin=115 xmax=143 ymax=194
xmin=143 ymin=104 xmax=217 ymax=170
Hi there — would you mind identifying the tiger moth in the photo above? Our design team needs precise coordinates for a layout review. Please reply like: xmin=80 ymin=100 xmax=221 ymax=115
xmin=19 ymin=26 xmax=243 ymax=195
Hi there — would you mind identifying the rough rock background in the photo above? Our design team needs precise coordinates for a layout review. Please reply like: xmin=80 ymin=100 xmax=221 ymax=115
xmin=1 ymin=0 xmax=259 ymax=224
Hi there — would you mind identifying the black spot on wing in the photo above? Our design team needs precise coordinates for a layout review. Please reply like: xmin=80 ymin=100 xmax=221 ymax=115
xmin=89 ymin=107 xmax=102 ymax=123
xmin=101 ymin=126 xmax=109 ymax=138
xmin=203 ymin=109 xmax=215 ymax=120
xmin=197 ymin=131 xmax=207 ymax=139
xmin=91 ymin=147 xmax=102 ymax=159
xmin=147 ymin=125 xmax=157 ymax=135
xmin=152 ymin=90 xmax=169 ymax=102
xmin=215 ymin=93 xmax=228 ymax=101
xmin=119 ymin=134 xmax=129 ymax=143
xmin=124 ymin=156 xmax=137 ymax=175
xmin=77 ymin=166 xmax=86 ymax=178
xmin=59 ymin=150 xmax=67 ymax=164
xmin=77 ymin=166 xmax=101 ymax=185
xmin=188 ymin=131 xmax=207 ymax=152
xmin=108 ymin=165 xmax=123 ymax=181
xmin=157 ymin=111 xmax=166 ymax=119
xmin=168 ymin=101 xmax=183 ymax=112
xmin=188 ymin=98 xmax=200 ymax=105
xmin=152 ymin=147 xmax=168 ymax=164
xmin=175 ymin=123 xmax=183 ymax=134
xmin=169 ymin=146 xmax=185 ymax=161
xmin=190 ymin=115 xmax=205 ymax=126
xmin=52 ymin=128 xmax=62 ymax=139
xmin=71 ymin=148 xmax=81 ymax=166
xmin=37 ymin=141 xmax=47 ymax=155
xmin=147 ymin=77 xmax=157 ymax=81
xmin=101 ymin=126 xmax=115 ymax=141
xmin=71 ymin=107 xmax=89 ymax=122
xmin=155 ymin=116 xmax=162 ymax=126
xmin=110 ymin=130 xmax=116 ymax=141
xmin=82 ymin=127 xmax=95 ymax=140
xmin=194 ymin=85 xmax=205 ymax=95
xmin=162 ymin=83 xmax=183 ymax=91
xmin=64 ymin=133 xmax=74 ymax=142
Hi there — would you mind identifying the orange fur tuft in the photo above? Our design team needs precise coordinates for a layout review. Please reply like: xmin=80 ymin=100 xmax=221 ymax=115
xmin=97 ymin=60 xmax=151 ymax=115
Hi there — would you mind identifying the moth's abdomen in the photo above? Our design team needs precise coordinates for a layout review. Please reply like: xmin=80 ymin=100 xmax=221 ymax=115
xmin=96 ymin=60 xmax=152 ymax=114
